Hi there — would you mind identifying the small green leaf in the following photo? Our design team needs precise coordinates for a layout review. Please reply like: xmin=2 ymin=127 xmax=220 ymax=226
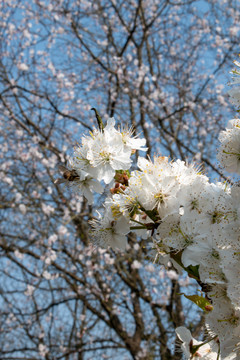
xmin=186 ymin=264 xmax=200 ymax=279
xmin=179 ymin=293 xmax=213 ymax=312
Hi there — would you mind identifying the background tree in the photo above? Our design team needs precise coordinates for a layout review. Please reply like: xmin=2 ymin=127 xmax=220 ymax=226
xmin=0 ymin=0 xmax=239 ymax=358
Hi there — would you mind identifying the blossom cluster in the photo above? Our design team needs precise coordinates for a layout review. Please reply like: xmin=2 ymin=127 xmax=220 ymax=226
xmin=91 ymin=146 xmax=240 ymax=359
xmin=56 ymin=60 xmax=240 ymax=359
xmin=217 ymin=118 xmax=240 ymax=174
xmin=56 ymin=117 xmax=146 ymax=204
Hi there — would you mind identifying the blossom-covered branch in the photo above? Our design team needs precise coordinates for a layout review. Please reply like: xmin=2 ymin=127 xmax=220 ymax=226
xmin=56 ymin=58 xmax=240 ymax=359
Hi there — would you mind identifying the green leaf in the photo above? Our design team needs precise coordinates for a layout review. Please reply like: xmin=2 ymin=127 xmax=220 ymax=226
xmin=179 ymin=293 xmax=213 ymax=312
xmin=170 ymin=252 xmax=200 ymax=280
xmin=186 ymin=264 xmax=200 ymax=279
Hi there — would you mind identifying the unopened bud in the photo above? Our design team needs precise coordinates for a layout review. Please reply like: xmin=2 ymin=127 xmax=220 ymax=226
xmin=114 ymin=172 xmax=129 ymax=185
xmin=123 ymin=174 xmax=129 ymax=185
xmin=114 ymin=173 xmax=124 ymax=183
xmin=205 ymin=304 xmax=213 ymax=312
